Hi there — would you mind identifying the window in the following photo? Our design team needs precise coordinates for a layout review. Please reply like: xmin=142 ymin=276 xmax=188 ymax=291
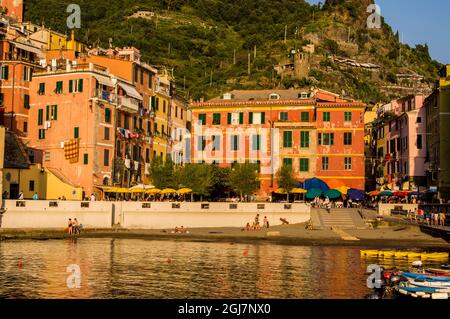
xmin=322 ymin=157 xmax=329 ymax=170
xmin=417 ymin=134 xmax=423 ymax=149
xmin=231 ymin=135 xmax=239 ymax=151
xmin=133 ymin=116 xmax=137 ymax=129
xmin=283 ymin=158 xmax=293 ymax=167
xmin=83 ymin=153 xmax=88 ymax=165
xmin=283 ymin=131 xmax=292 ymax=148
xmin=105 ymin=108 xmax=111 ymax=123
xmin=212 ymin=135 xmax=221 ymax=151
xmin=38 ymin=128 xmax=45 ymax=139
xmin=198 ymin=136 xmax=206 ymax=151
xmin=344 ymin=112 xmax=352 ymax=122
xmin=390 ymin=140 xmax=395 ymax=154
xmin=74 ymin=127 xmax=79 ymax=138
xmin=23 ymin=121 xmax=27 ymax=133
xmin=323 ymin=112 xmax=331 ymax=122
xmin=24 ymin=94 xmax=30 ymax=109
xmin=280 ymin=112 xmax=288 ymax=122
xmin=0 ymin=93 xmax=3 ymax=105
xmin=55 ymin=81 xmax=63 ymax=94
xmin=124 ymin=114 xmax=130 ymax=129
xmin=269 ymin=93 xmax=280 ymax=100
xmin=162 ymin=125 xmax=165 ymax=136
xmin=181 ymin=109 xmax=183 ymax=120
xmin=344 ymin=132 xmax=352 ymax=145
xmin=23 ymin=66 xmax=32 ymax=81
xmin=29 ymin=180 xmax=35 ymax=192
xmin=175 ymin=107 xmax=178 ymax=118
xmin=140 ymin=69 xmax=144 ymax=84
xmin=318 ymin=133 xmax=334 ymax=146
xmin=69 ymin=79 xmax=83 ymax=93
xmin=252 ymin=134 xmax=261 ymax=151
xmin=38 ymin=83 xmax=45 ymax=95
xmin=300 ymin=131 xmax=309 ymax=148
xmin=249 ymin=112 xmax=265 ymax=124
xmin=300 ymin=158 xmax=309 ymax=172
xmin=146 ymin=149 xmax=150 ymax=163
xmin=104 ymin=149 xmax=110 ymax=167
xmin=50 ymin=105 xmax=57 ymax=120
xmin=344 ymin=157 xmax=352 ymax=171
xmin=301 ymin=112 xmax=309 ymax=122
xmin=198 ymin=113 xmax=206 ymax=125
xmin=104 ymin=127 xmax=110 ymax=140
xmin=163 ymin=101 xmax=166 ymax=113
xmin=148 ymin=73 xmax=153 ymax=89
xmin=38 ymin=109 xmax=43 ymax=125
xmin=1 ymin=66 xmax=9 ymax=80
xmin=417 ymin=117 xmax=422 ymax=123
xmin=212 ymin=113 xmax=221 ymax=125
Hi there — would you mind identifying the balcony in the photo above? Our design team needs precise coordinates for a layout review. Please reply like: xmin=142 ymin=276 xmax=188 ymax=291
xmin=118 ymin=96 xmax=139 ymax=113
xmin=95 ymin=89 xmax=116 ymax=103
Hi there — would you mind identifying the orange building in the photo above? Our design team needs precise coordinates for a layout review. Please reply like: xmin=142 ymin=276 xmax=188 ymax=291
xmin=0 ymin=20 xmax=43 ymax=134
xmin=1 ymin=0 xmax=23 ymax=22
xmin=190 ymin=89 xmax=365 ymax=197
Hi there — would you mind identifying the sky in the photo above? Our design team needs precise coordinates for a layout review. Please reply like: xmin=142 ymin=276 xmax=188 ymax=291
xmin=305 ymin=0 xmax=450 ymax=64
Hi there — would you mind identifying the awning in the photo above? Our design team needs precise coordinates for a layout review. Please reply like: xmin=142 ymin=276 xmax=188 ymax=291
xmin=94 ymin=75 xmax=115 ymax=88
xmin=118 ymin=82 xmax=143 ymax=100
xmin=12 ymin=42 xmax=42 ymax=55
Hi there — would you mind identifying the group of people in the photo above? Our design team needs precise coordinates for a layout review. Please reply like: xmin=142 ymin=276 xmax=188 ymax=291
xmin=67 ymin=218 xmax=82 ymax=235
xmin=408 ymin=208 xmax=447 ymax=226
xmin=172 ymin=226 xmax=189 ymax=234
xmin=3 ymin=190 xmax=39 ymax=200
xmin=243 ymin=214 xmax=270 ymax=231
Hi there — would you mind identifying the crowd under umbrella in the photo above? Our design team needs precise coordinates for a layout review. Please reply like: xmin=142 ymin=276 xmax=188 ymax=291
xmin=306 ymin=188 xmax=323 ymax=200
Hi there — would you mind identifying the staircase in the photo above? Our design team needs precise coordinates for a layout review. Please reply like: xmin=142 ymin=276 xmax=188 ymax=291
xmin=311 ymin=208 xmax=366 ymax=229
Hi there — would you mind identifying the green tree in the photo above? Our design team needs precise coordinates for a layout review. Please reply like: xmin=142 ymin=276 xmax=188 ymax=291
xmin=180 ymin=164 xmax=213 ymax=201
xmin=228 ymin=162 xmax=260 ymax=201
xmin=210 ymin=165 xmax=231 ymax=200
xmin=149 ymin=155 xmax=175 ymax=188
xmin=276 ymin=164 xmax=296 ymax=202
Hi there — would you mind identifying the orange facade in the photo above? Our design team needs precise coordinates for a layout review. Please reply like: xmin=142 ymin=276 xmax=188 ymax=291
xmin=191 ymin=90 xmax=365 ymax=196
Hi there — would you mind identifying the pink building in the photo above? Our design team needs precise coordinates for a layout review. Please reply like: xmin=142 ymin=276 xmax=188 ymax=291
xmin=383 ymin=95 xmax=427 ymax=191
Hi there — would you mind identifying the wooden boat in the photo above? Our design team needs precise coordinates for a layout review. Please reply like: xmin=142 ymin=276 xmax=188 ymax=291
xmin=396 ymin=285 xmax=450 ymax=299
xmin=400 ymin=272 xmax=450 ymax=282
xmin=425 ymin=268 xmax=450 ymax=276
xmin=360 ymin=250 xmax=449 ymax=260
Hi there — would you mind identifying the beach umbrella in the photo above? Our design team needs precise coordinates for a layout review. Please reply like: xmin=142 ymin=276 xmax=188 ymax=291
xmin=380 ymin=190 xmax=393 ymax=197
xmin=324 ymin=189 xmax=342 ymax=199
xmin=291 ymin=188 xmax=307 ymax=194
xmin=304 ymin=178 xmax=330 ymax=192
xmin=274 ymin=188 xmax=288 ymax=194
xmin=146 ymin=188 xmax=161 ymax=194
xmin=336 ymin=186 xmax=350 ymax=195
xmin=393 ymin=191 xmax=409 ymax=197
xmin=368 ymin=190 xmax=380 ymax=197
xmin=348 ymin=189 xmax=365 ymax=201
xmin=160 ymin=188 xmax=177 ymax=195
xmin=306 ymin=188 xmax=323 ymax=199
xmin=177 ymin=188 xmax=192 ymax=195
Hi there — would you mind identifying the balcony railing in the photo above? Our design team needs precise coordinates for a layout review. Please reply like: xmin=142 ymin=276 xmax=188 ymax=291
xmin=95 ymin=89 xmax=116 ymax=103
xmin=118 ymin=96 xmax=139 ymax=113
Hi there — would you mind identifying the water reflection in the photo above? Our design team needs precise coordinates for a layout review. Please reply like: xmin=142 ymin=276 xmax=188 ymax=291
xmin=0 ymin=239 xmax=447 ymax=299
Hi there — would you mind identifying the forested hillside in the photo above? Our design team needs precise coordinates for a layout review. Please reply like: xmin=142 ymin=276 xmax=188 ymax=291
xmin=24 ymin=0 xmax=442 ymax=102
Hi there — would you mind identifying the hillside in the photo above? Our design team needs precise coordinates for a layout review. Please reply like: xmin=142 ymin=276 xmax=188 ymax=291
xmin=24 ymin=0 xmax=442 ymax=103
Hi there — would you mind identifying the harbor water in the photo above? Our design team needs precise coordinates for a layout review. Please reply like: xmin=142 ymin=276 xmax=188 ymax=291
xmin=0 ymin=238 xmax=448 ymax=299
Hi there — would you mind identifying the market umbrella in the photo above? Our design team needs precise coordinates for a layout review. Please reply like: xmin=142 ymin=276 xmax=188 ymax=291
xmin=348 ymin=189 xmax=365 ymax=201
xmin=161 ymin=188 xmax=177 ymax=195
xmin=380 ymin=190 xmax=393 ymax=197
xmin=336 ymin=186 xmax=350 ymax=195
xmin=304 ymin=178 xmax=330 ymax=192
xmin=393 ymin=191 xmax=409 ymax=197
xmin=306 ymin=188 xmax=323 ymax=200
xmin=368 ymin=191 xmax=380 ymax=197
xmin=146 ymin=188 xmax=161 ymax=194
xmin=324 ymin=189 xmax=342 ymax=199
xmin=177 ymin=188 xmax=192 ymax=195
xmin=291 ymin=188 xmax=307 ymax=194
xmin=274 ymin=188 xmax=288 ymax=194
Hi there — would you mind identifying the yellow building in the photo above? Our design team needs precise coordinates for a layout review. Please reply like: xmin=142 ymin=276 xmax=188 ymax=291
xmin=2 ymin=131 xmax=82 ymax=200
xmin=29 ymin=27 xmax=86 ymax=53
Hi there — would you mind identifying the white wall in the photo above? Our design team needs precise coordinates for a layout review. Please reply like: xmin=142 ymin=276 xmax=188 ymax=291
xmin=377 ymin=203 xmax=418 ymax=216
xmin=0 ymin=200 xmax=311 ymax=230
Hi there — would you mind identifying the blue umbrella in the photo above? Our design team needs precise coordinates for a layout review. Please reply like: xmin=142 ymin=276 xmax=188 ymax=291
xmin=304 ymin=178 xmax=330 ymax=192
xmin=348 ymin=189 xmax=365 ymax=201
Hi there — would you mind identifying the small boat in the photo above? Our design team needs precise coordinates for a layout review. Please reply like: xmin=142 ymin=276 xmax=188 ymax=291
xmin=400 ymin=272 xmax=450 ymax=282
xmin=425 ymin=268 xmax=450 ymax=276
xmin=396 ymin=285 xmax=450 ymax=299
xmin=360 ymin=250 xmax=449 ymax=260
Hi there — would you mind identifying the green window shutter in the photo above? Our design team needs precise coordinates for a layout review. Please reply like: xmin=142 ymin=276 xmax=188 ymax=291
xmin=318 ymin=133 xmax=322 ymax=145
xmin=24 ymin=95 xmax=30 ymax=109
xmin=4 ymin=66 xmax=8 ymax=80
xmin=227 ymin=113 xmax=232 ymax=124
xmin=29 ymin=69 xmax=32 ymax=82
xmin=74 ymin=127 xmax=79 ymax=138
xmin=331 ymin=133 xmax=335 ymax=145
xmin=78 ymin=79 xmax=83 ymax=92
xmin=69 ymin=80 xmax=73 ymax=93
xmin=239 ymin=112 xmax=244 ymax=124
xmin=46 ymin=105 xmax=49 ymax=120
xmin=53 ymin=105 xmax=58 ymax=120
xmin=83 ymin=154 xmax=89 ymax=164
xmin=300 ymin=159 xmax=309 ymax=172
xmin=249 ymin=112 xmax=253 ymax=124
xmin=261 ymin=112 xmax=265 ymax=124
xmin=38 ymin=109 xmax=43 ymax=125
xmin=0 ymin=93 xmax=4 ymax=105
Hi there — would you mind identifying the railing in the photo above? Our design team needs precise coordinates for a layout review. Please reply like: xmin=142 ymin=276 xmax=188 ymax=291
xmin=118 ymin=96 xmax=139 ymax=113
xmin=96 ymin=89 xmax=116 ymax=103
